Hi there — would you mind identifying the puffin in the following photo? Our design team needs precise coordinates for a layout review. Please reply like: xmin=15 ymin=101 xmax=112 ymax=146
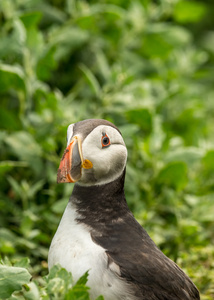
xmin=48 ymin=119 xmax=200 ymax=300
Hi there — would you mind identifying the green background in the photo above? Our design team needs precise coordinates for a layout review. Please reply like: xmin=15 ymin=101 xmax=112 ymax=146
xmin=0 ymin=0 xmax=214 ymax=298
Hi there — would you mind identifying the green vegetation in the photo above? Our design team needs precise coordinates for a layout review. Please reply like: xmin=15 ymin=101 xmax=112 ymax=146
xmin=0 ymin=0 xmax=214 ymax=298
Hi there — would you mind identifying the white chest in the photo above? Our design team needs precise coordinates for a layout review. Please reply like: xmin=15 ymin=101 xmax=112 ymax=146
xmin=48 ymin=202 xmax=132 ymax=300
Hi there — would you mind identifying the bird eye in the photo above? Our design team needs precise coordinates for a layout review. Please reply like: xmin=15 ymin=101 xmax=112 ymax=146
xmin=101 ymin=134 xmax=111 ymax=148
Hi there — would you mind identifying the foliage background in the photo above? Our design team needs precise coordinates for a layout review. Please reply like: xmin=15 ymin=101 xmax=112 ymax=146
xmin=0 ymin=0 xmax=214 ymax=299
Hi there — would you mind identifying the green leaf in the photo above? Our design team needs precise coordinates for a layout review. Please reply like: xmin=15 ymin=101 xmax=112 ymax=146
xmin=65 ymin=285 xmax=90 ymax=300
xmin=174 ymin=0 xmax=207 ymax=23
xmin=14 ymin=257 xmax=30 ymax=269
xmin=46 ymin=264 xmax=72 ymax=286
xmin=75 ymin=271 xmax=89 ymax=286
xmin=45 ymin=265 xmax=73 ymax=298
xmin=0 ymin=265 xmax=31 ymax=298
xmin=36 ymin=46 xmax=57 ymax=80
xmin=49 ymin=27 xmax=89 ymax=62
xmin=125 ymin=108 xmax=152 ymax=133
xmin=202 ymin=150 xmax=214 ymax=172
xmin=79 ymin=64 xmax=101 ymax=98
xmin=142 ymin=25 xmax=190 ymax=58
xmin=157 ymin=162 xmax=188 ymax=190
xmin=0 ymin=229 xmax=17 ymax=255
xmin=0 ymin=108 xmax=22 ymax=130
xmin=0 ymin=64 xmax=25 ymax=92
xmin=20 ymin=11 xmax=42 ymax=28
xmin=143 ymin=31 xmax=173 ymax=58
xmin=36 ymin=2 xmax=67 ymax=23
xmin=46 ymin=264 xmax=60 ymax=280
xmin=5 ymin=131 xmax=43 ymax=174
xmin=0 ymin=161 xmax=28 ymax=177
xmin=23 ymin=282 xmax=40 ymax=300
xmin=51 ymin=198 xmax=68 ymax=214
xmin=165 ymin=147 xmax=203 ymax=166
xmin=46 ymin=277 xmax=66 ymax=295
xmin=66 ymin=271 xmax=90 ymax=300
xmin=28 ymin=180 xmax=45 ymax=199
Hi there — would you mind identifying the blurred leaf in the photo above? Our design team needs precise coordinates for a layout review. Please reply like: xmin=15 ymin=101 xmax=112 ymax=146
xmin=20 ymin=11 xmax=42 ymax=28
xmin=0 ymin=229 xmax=17 ymax=255
xmin=79 ymin=64 xmax=101 ymax=97
xmin=51 ymin=198 xmax=68 ymax=214
xmin=202 ymin=150 xmax=214 ymax=172
xmin=0 ymin=161 xmax=28 ymax=176
xmin=37 ymin=46 xmax=57 ymax=80
xmin=143 ymin=25 xmax=191 ymax=58
xmin=49 ymin=27 xmax=89 ymax=62
xmin=143 ymin=31 xmax=173 ymax=58
xmin=174 ymin=1 xmax=207 ymax=23
xmin=0 ymin=64 xmax=25 ymax=92
xmin=0 ymin=108 xmax=22 ymax=130
xmin=125 ymin=108 xmax=152 ymax=133
xmin=28 ymin=180 xmax=45 ymax=199
xmin=37 ymin=2 xmax=67 ymax=23
xmin=14 ymin=257 xmax=30 ymax=269
xmin=13 ymin=18 xmax=27 ymax=45
xmin=5 ymin=131 xmax=43 ymax=174
xmin=0 ymin=264 xmax=31 ymax=298
xmin=45 ymin=264 xmax=72 ymax=296
xmin=157 ymin=162 xmax=188 ymax=190
xmin=7 ymin=176 xmax=24 ymax=199
xmin=165 ymin=147 xmax=203 ymax=166
xmin=20 ymin=210 xmax=39 ymax=237
xmin=23 ymin=281 xmax=40 ymax=300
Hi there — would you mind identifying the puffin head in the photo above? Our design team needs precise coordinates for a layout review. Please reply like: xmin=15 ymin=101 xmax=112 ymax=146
xmin=57 ymin=119 xmax=127 ymax=186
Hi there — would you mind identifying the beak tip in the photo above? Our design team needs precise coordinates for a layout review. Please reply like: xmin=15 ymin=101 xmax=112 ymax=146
xmin=57 ymin=166 xmax=75 ymax=183
xmin=57 ymin=168 xmax=64 ymax=183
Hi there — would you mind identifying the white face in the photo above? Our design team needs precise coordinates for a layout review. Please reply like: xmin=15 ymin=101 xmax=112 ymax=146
xmin=79 ymin=125 xmax=127 ymax=186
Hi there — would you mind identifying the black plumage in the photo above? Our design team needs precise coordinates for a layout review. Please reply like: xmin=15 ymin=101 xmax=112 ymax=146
xmin=71 ymin=170 xmax=200 ymax=300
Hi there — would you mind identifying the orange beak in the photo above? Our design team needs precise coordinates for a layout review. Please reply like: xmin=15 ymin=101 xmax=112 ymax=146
xmin=57 ymin=136 xmax=93 ymax=183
